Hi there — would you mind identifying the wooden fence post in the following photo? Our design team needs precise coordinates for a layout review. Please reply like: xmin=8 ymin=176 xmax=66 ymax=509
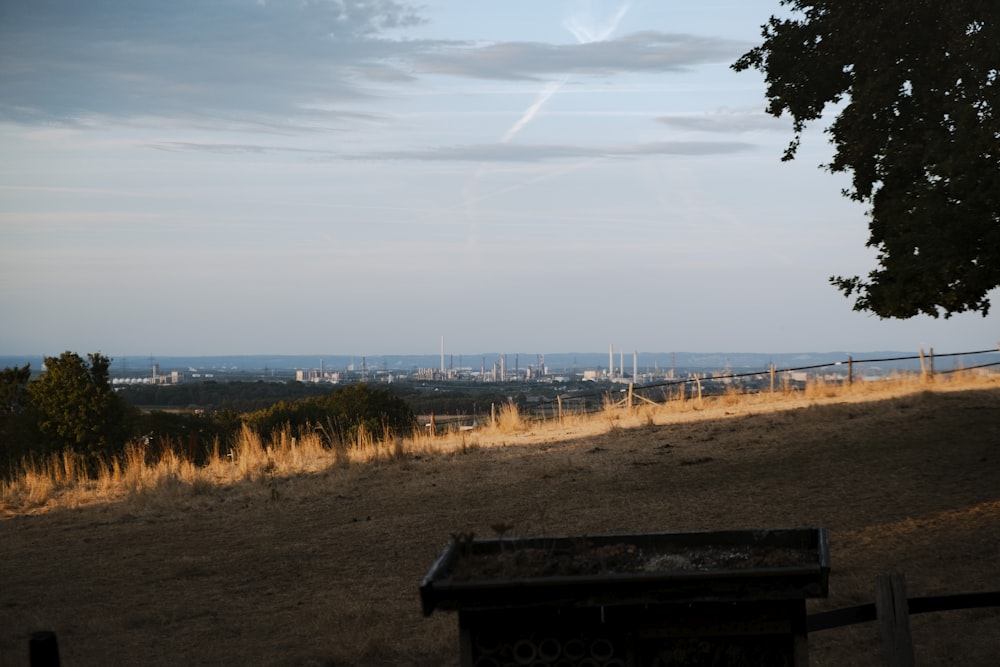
xmin=875 ymin=572 xmax=915 ymax=667
xmin=29 ymin=631 xmax=60 ymax=667
xmin=847 ymin=355 xmax=853 ymax=386
xmin=770 ymin=363 xmax=776 ymax=394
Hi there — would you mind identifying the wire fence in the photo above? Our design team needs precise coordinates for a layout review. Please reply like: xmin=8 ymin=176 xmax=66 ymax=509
xmin=504 ymin=347 xmax=1000 ymax=426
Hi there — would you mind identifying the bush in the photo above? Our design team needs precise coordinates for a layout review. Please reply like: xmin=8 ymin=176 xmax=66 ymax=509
xmin=244 ymin=384 xmax=416 ymax=445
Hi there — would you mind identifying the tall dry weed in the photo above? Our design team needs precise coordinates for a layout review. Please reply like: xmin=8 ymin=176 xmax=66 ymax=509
xmin=492 ymin=402 xmax=524 ymax=434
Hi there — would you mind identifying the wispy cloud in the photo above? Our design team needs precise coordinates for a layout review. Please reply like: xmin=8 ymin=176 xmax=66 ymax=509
xmin=1 ymin=1 xmax=749 ymax=133
xmin=146 ymin=142 xmax=336 ymax=156
xmin=0 ymin=0 xmax=424 ymax=127
xmin=411 ymin=31 xmax=750 ymax=80
xmin=363 ymin=140 xmax=753 ymax=163
xmin=657 ymin=109 xmax=792 ymax=133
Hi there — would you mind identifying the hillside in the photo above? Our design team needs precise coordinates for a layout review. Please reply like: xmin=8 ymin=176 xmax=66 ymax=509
xmin=1 ymin=376 xmax=999 ymax=665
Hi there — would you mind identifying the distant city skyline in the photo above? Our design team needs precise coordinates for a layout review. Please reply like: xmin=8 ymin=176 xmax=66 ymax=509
xmin=5 ymin=347 xmax=997 ymax=377
xmin=2 ymin=1 xmax=997 ymax=355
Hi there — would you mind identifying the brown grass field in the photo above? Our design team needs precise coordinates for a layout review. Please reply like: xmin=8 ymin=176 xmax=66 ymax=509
xmin=2 ymin=374 xmax=999 ymax=666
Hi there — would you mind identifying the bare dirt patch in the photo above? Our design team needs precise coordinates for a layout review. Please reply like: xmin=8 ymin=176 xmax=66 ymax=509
xmin=2 ymin=378 xmax=999 ymax=665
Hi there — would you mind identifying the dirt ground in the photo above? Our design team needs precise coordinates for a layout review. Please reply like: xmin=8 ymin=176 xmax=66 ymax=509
xmin=2 ymin=381 xmax=999 ymax=666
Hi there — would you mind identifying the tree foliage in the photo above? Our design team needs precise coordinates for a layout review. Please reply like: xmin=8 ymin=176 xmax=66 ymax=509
xmin=0 ymin=364 xmax=31 ymax=414
xmin=25 ymin=352 xmax=133 ymax=462
xmin=734 ymin=1 xmax=1000 ymax=318
xmin=244 ymin=383 xmax=416 ymax=444
xmin=118 ymin=379 xmax=335 ymax=413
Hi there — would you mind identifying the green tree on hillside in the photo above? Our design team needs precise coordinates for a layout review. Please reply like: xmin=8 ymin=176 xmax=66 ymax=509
xmin=0 ymin=363 xmax=34 ymax=476
xmin=245 ymin=383 xmax=416 ymax=444
xmin=25 ymin=352 xmax=133 ymax=463
xmin=734 ymin=1 xmax=999 ymax=318
xmin=1 ymin=364 xmax=31 ymax=413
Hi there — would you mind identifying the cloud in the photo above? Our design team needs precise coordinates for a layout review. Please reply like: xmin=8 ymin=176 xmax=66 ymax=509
xmin=411 ymin=31 xmax=751 ymax=80
xmin=657 ymin=109 xmax=792 ymax=133
xmin=347 ymin=140 xmax=754 ymax=162
xmin=146 ymin=138 xmax=753 ymax=162
xmin=0 ymin=0 xmax=424 ymax=127
xmin=1 ymin=0 xmax=751 ymax=135
xmin=146 ymin=141 xmax=336 ymax=155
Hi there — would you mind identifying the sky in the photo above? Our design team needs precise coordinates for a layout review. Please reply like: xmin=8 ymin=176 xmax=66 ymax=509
xmin=1 ymin=0 xmax=997 ymax=357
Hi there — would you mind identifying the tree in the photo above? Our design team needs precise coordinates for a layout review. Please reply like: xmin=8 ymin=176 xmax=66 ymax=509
xmin=244 ymin=383 xmax=416 ymax=444
xmin=26 ymin=351 xmax=132 ymax=462
xmin=0 ymin=364 xmax=31 ymax=414
xmin=0 ymin=363 xmax=34 ymax=476
xmin=733 ymin=1 xmax=1000 ymax=318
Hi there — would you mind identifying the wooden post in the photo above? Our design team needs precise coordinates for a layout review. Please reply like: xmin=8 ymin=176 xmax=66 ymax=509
xmin=628 ymin=383 xmax=634 ymax=413
xmin=929 ymin=347 xmax=935 ymax=379
xmin=429 ymin=412 xmax=436 ymax=437
xmin=847 ymin=355 xmax=853 ymax=386
xmin=29 ymin=631 xmax=60 ymax=667
xmin=770 ymin=363 xmax=776 ymax=394
xmin=919 ymin=349 xmax=927 ymax=379
xmin=557 ymin=395 xmax=563 ymax=423
xmin=695 ymin=375 xmax=703 ymax=404
xmin=490 ymin=403 xmax=496 ymax=428
xmin=875 ymin=572 xmax=915 ymax=667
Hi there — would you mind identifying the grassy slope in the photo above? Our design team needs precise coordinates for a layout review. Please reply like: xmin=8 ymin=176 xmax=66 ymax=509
xmin=1 ymin=376 xmax=999 ymax=666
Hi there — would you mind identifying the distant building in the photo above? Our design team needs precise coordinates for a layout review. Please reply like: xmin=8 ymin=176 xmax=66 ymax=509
xmin=296 ymin=369 xmax=341 ymax=383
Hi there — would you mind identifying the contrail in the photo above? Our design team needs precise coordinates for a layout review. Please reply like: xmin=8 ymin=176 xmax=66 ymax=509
xmin=464 ymin=0 xmax=632 ymax=245
xmin=500 ymin=76 xmax=569 ymax=144
xmin=564 ymin=1 xmax=632 ymax=44
xmin=499 ymin=0 xmax=632 ymax=143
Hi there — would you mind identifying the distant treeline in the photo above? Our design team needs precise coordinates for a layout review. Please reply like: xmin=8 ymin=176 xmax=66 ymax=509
xmin=118 ymin=380 xmax=338 ymax=413
xmin=116 ymin=380 xmax=527 ymax=417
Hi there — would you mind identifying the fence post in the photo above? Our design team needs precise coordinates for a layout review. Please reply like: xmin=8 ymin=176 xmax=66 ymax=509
xmin=770 ymin=363 xmax=776 ymax=394
xmin=929 ymin=347 xmax=935 ymax=379
xmin=29 ymin=631 xmax=60 ymax=667
xmin=557 ymin=395 xmax=563 ymax=423
xmin=919 ymin=349 xmax=927 ymax=379
xmin=628 ymin=383 xmax=634 ymax=413
xmin=875 ymin=572 xmax=915 ymax=667
xmin=847 ymin=355 xmax=853 ymax=386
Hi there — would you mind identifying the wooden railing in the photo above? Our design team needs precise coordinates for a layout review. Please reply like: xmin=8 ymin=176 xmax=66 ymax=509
xmin=807 ymin=572 xmax=1000 ymax=667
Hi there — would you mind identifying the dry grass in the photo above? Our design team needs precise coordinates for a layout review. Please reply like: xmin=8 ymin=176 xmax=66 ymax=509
xmin=1 ymin=371 xmax=992 ymax=515
xmin=1 ymin=370 xmax=999 ymax=666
